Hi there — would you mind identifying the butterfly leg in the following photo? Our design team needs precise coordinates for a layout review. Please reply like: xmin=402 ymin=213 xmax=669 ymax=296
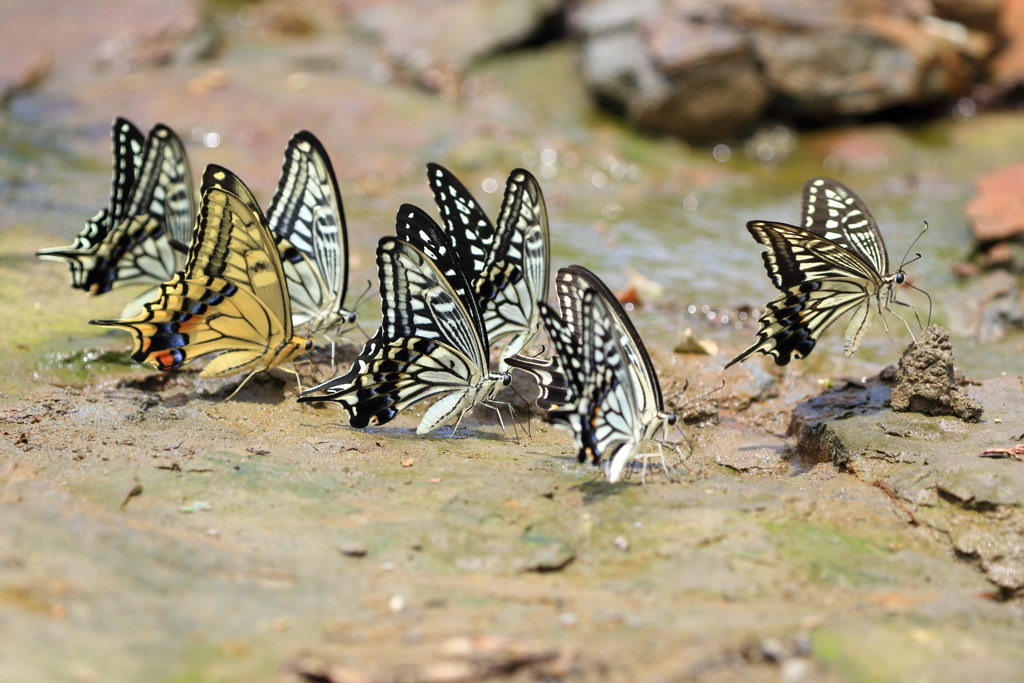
xmin=482 ymin=400 xmax=524 ymax=445
xmin=218 ymin=369 xmax=260 ymax=403
xmin=448 ymin=406 xmax=472 ymax=440
xmin=277 ymin=364 xmax=306 ymax=396
xmin=887 ymin=297 xmax=925 ymax=334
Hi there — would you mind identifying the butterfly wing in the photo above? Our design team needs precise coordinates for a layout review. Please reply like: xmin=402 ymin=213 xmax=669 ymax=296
xmin=802 ymin=178 xmax=888 ymax=276
xmin=79 ymin=124 xmax=195 ymax=298
xmin=393 ymin=203 xmax=489 ymax=353
xmin=298 ymin=235 xmax=494 ymax=432
xmin=505 ymin=301 xmax=582 ymax=411
xmin=91 ymin=166 xmax=310 ymax=377
xmin=549 ymin=289 xmax=642 ymax=483
xmin=477 ymin=169 xmax=550 ymax=363
xmin=427 ymin=162 xmax=495 ymax=283
xmin=36 ymin=118 xmax=146 ymax=288
xmin=266 ymin=131 xmax=354 ymax=331
xmin=726 ymin=220 xmax=886 ymax=367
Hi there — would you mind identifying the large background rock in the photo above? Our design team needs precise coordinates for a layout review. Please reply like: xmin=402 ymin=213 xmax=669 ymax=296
xmin=570 ymin=0 xmax=995 ymax=141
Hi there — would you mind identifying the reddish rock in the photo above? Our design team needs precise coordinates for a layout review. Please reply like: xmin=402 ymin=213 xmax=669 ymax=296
xmin=965 ymin=164 xmax=1024 ymax=243
xmin=992 ymin=0 xmax=1024 ymax=83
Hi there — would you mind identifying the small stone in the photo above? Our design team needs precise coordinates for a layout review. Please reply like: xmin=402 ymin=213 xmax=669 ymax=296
xmin=338 ymin=542 xmax=368 ymax=558
xmin=611 ymin=535 xmax=629 ymax=552
xmin=891 ymin=326 xmax=983 ymax=422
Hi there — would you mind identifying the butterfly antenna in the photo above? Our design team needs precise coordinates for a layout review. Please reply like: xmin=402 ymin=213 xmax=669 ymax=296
xmin=350 ymin=279 xmax=375 ymax=317
xmin=665 ymin=378 xmax=690 ymax=402
xmin=898 ymin=221 xmax=930 ymax=272
xmin=670 ymin=379 xmax=726 ymax=411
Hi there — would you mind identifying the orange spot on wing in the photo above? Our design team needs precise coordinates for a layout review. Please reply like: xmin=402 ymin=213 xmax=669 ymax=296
xmin=155 ymin=352 xmax=179 ymax=369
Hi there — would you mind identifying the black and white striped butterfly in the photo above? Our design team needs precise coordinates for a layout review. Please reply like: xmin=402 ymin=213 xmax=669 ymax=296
xmin=727 ymin=178 xmax=921 ymax=367
xmin=508 ymin=266 xmax=677 ymax=482
xmin=298 ymin=205 xmax=510 ymax=434
xmin=37 ymin=118 xmax=194 ymax=301
xmin=427 ymin=164 xmax=549 ymax=368
xmin=267 ymin=131 xmax=355 ymax=333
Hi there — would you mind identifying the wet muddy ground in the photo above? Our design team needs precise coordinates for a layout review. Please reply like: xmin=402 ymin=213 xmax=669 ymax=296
xmin=4 ymin=3 xmax=1024 ymax=682
xmin=5 ymin=225 xmax=1024 ymax=682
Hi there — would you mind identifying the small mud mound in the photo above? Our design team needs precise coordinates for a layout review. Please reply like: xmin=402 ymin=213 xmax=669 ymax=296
xmin=891 ymin=326 xmax=983 ymax=422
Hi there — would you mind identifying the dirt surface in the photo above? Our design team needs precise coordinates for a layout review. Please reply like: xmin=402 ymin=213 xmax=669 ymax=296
xmin=891 ymin=326 xmax=984 ymax=422
xmin=5 ymin=227 xmax=1024 ymax=682
xmin=4 ymin=2 xmax=1024 ymax=682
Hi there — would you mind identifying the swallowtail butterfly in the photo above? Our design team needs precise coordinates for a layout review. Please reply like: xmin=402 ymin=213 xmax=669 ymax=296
xmin=90 ymin=166 xmax=313 ymax=378
xmin=267 ymin=131 xmax=356 ymax=333
xmin=298 ymin=204 xmax=511 ymax=434
xmin=508 ymin=266 xmax=677 ymax=482
xmin=727 ymin=178 xmax=917 ymax=367
xmin=37 ymin=118 xmax=194 ymax=301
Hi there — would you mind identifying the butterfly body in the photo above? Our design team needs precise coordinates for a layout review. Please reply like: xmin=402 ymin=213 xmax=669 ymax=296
xmin=299 ymin=206 xmax=509 ymax=434
xmin=91 ymin=166 xmax=313 ymax=378
xmin=727 ymin=178 xmax=912 ymax=367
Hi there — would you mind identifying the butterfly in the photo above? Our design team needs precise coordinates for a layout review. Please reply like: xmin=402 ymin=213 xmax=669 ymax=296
xmin=726 ymin=177 xmax=918 ymax=367
xmin=298 ymin=204 xmax=511 ymax=435
xmin=507 ymin=266 xmax=678 ymax=482
xmin=37 ymin=117 xmax=194 ymax=302
xmin=427 ymin=164 xmax=549 ymax=367
xmin=90 ymin=165 xmax=313 ymax=378
xmin=266 ymin=131 xmax=356 ymax=333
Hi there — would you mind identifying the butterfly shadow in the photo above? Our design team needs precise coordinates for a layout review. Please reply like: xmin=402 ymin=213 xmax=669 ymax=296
xmin=788 ymin=373 xmax=893 ymax=469
xmin=575 ymin=477 xmax=631 ymax=504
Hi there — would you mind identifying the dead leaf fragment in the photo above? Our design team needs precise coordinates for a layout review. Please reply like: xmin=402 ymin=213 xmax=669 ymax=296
xmin=674 ymin=328 xmax=718 ymax=355
xmin=401 ymin=458 xmax=414 ymax=467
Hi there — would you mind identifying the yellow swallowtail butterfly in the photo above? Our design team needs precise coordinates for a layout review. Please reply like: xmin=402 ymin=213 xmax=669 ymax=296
xmin=90 ymin=165 xmax=313 ymax=378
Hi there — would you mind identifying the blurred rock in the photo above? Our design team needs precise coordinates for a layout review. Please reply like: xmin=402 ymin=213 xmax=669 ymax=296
xmin=349 ymin=0 xmax=564 ymax=81
xmin=0 ymin=0 xmax=213 ymax=90
xmin=572 ymin=1 xmax=769 ymax=140
xmin=991 ymin=0 xmax=1024 ymax=84
xmin=932 ymin=0 xmax=1001 ymax=33
xmin=571 ymin=0 xmax=990 ymax=141
xmin=966 ymin=163 xmax=1024 ymax=243
xmin=948 ymin=269 xmax=1024 ymax=343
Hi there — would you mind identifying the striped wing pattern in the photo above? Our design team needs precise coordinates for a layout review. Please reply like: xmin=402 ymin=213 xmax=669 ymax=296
xmin=427 ymin=163 xmax=495 ymax=280
xmin=803 ymin=177 xmax=888 ymax=275
xmin=548 ymin=289 xmax=643 ymax=483
xmin=299 ymin=206 xmax=507 ymax=434
xmin=37 ymin=118 xmax=147 ymax=289
xmin=81 ymin=124 xmax=195 ymax=297
xmin=508 ymin=266 xmax=673 ymax=434
xmin=726 ymin=219 xmax=891 ymax=367
xmin=266 ymin=131 xmax=354 ymax=332
xmin=509 ymin=266 xmax=676 ymax=481
xmin=504 ymin=302 xmax=578 ymax=411
xmin=429 ymin=165 xmax=550 ymax=365
xmin=90 ymin=166 xmax=312 ymax=378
